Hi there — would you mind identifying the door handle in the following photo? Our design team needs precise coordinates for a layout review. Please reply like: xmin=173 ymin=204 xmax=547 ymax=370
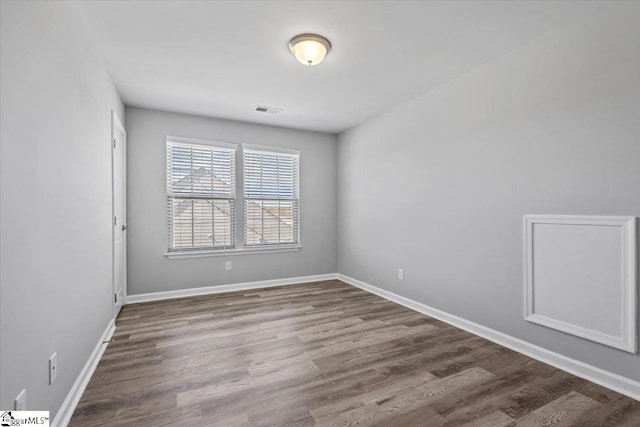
xmin=122 ymin=224 xmax=127 ymax=231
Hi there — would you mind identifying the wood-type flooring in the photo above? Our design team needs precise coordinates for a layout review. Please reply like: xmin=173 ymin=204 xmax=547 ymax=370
xmin=70 ymin=280 xmax=640 ymax=426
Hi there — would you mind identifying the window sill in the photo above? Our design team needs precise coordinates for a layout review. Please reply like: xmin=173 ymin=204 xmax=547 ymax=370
xmin=166 ymin=245 xmax=301 ymax=259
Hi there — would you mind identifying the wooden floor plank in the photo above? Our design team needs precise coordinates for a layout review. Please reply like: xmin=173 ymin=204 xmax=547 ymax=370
xmin=457 ymin=410 xmax=514 ymax=427
xmin=515 ymin=391 xmax=600 ymax=427
xmin=69 ymin=280 xmax=638 ymax=426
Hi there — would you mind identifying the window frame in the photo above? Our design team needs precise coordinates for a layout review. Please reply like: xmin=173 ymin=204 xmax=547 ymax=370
xmin=165 ymin=138 xmax=301 ymax=259
xmin=166 ymin=136 xmax=237 ymax=254
xmin=242 ymin=144 xmax=300 ymax=249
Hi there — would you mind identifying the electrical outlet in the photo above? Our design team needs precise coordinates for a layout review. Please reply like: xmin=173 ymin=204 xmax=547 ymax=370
xmin=49 ymin=352 xmax=57 ymax=385
xmin=398 ymin=269 xmax=404 ymax=280
xmin=225 ymin=261 xmax=232 ymax=271
xmin=15 ymin=389 xmax=26 ymax=410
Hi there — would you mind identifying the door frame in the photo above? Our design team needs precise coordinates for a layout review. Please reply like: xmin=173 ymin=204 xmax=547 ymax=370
xmin=111 ymin=110 xmax=127 ymax=318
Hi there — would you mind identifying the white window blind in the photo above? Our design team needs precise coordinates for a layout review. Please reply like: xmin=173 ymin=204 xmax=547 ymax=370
xmin=166 ymin=139 xmax=236 ymax=251
xmin=243 ymin=148 xmax=299 ymax=246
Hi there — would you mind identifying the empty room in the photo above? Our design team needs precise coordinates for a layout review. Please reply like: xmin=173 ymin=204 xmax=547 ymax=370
xmin=1 ymin=0 xmax=640 ymax=426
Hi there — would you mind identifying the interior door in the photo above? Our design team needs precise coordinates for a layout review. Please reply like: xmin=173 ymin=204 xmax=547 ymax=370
xmin=112 ymin=111 xmax=127 ymax=318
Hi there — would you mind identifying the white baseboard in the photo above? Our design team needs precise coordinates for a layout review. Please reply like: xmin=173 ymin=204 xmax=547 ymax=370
xmin=54 ymin=270 xmax=638 ymax=427
xmin=51 ymin=319 xmax=116 ymax=427
xmin=337 ymin=273 xmax=640 ymax=401
xmin=125 ymin=273 xmax=339 ymax=304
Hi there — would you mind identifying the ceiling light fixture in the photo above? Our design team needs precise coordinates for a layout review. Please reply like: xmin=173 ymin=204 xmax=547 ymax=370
xmin=288 ymin=34 xmax=331 ymax=66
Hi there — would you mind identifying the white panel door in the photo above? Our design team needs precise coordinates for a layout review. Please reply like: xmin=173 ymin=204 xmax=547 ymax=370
xmin=112 ymin=111 xmax=127 ymax=318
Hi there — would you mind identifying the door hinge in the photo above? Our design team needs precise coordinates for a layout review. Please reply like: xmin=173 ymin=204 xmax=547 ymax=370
xmin=114 ymin=294 xmax=117 ymax=303
xmin=113 ymin=139 xmax=116 ymax=149
xmin=114 ymin=216 xmax=117 ymax=226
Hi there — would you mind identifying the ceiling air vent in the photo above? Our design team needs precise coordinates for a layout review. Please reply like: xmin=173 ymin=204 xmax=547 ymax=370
xmin=255 ymin=105 xmax=282 ymax=114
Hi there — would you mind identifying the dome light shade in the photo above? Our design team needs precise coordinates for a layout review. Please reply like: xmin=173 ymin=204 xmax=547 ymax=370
xmin=289 ymin=34 xmax=331 ymax=66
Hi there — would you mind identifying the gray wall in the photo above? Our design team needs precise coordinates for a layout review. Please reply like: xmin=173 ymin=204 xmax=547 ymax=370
xmin=125 ymin=108 xmax=337 ymax=295
xmin=0 ymin=0 xmax=124 ymax=416
xmin=337 ymin=7 xmax=640 ymax=381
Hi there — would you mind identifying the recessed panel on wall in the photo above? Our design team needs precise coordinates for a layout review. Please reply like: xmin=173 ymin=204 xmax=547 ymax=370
xmin=524 ymin=215 xmax=637 ymax=353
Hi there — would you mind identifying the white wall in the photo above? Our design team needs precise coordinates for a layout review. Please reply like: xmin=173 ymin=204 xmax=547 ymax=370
xmin=125 ymin=108 xmax=337 ymax=295
xmin=1 ymin=1 xmax=124 ymax=416
xmin=337 ymin=5 xmax=640 ymax=380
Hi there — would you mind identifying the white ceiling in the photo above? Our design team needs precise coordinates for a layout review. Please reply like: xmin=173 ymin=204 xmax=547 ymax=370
xmin=77 ymin=1 xmax=603 ymax=134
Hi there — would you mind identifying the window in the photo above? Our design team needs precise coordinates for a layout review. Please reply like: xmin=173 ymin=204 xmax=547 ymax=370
xmin=166 ymin=138 xmax=236 ymax=252
xmin=166 ymin=138 xmax=300 ymax=256
xmin=244 ymin=147 xmax=299 ymax=247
